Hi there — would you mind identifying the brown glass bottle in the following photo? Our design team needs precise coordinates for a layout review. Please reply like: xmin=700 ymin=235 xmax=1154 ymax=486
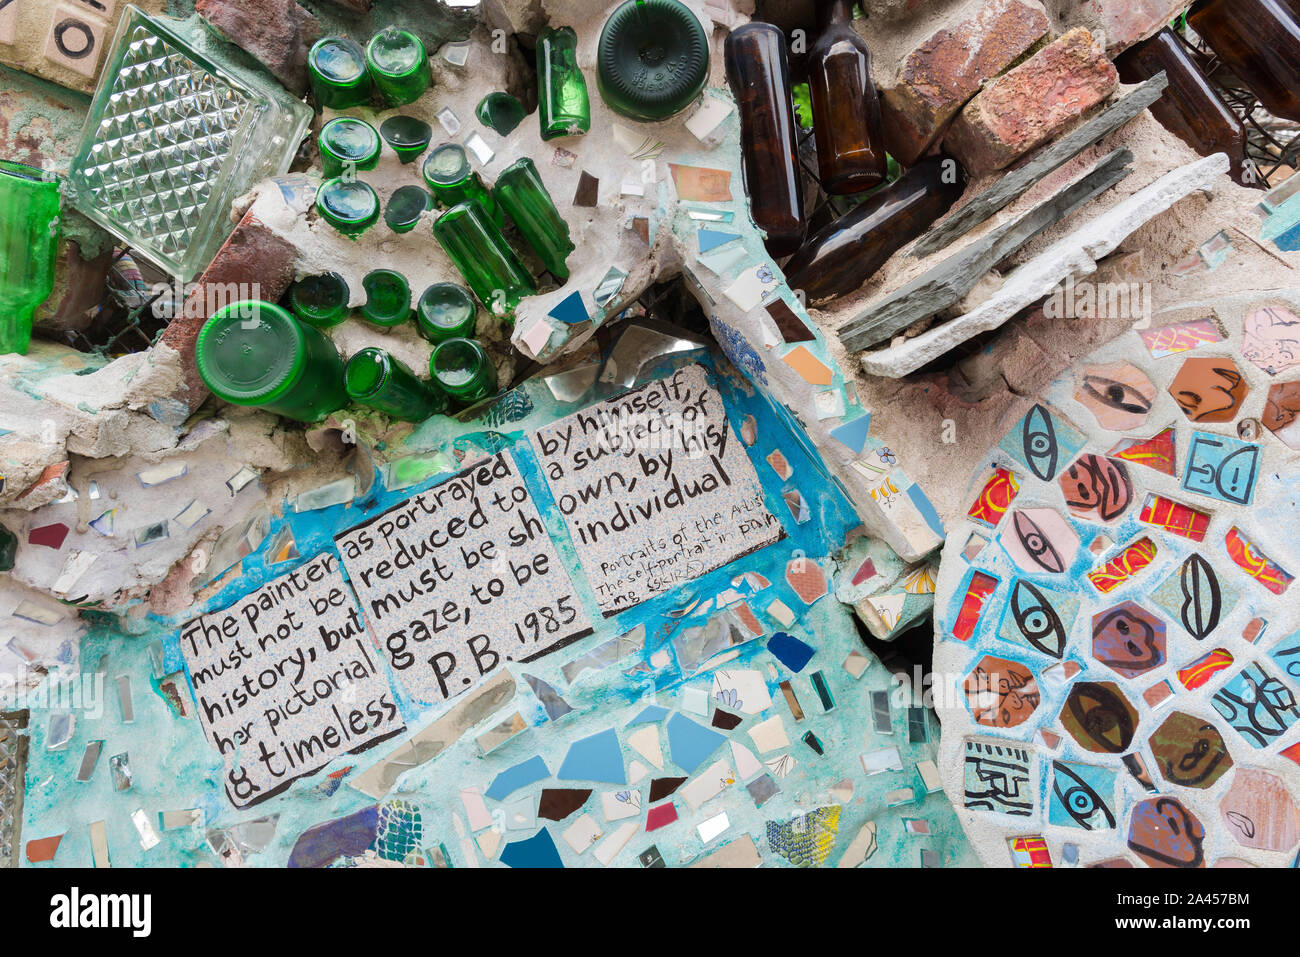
xmin=725 ymin=22 xmax=806 ymax=258
xmin=1116 ymin=29 xmax=1251 ymax=186
xmin=1188 ymin=0 xmax=1300 ymax=122
xmin=808 ymin=0 xmax=886 ymax=194
xmin=783 ymin=156 xmax=965 ymax=304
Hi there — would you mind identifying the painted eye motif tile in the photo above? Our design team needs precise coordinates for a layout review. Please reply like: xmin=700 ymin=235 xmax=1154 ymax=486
xmin=1262 ymin=380 xmax=1300 ymax=451
xmin=1049 ymin=761 xmax=1117 ymax=830
xmin=1224 ymin=526 xmax=1294 ymax=595
xmin=998 ymin=579 xmax=1078 ymax=659
xmin=1150 ymin=554 xmax=1237 ymax=641
xmin=963 ymin=655 xmax=1041 ymax=729
xmin=1075 ymin=361 xmax=1155 ymax=430
xmin=1109 ymin=427 xmax=1176 ymax=476
xmin=967 ymin=466 xmax=1019 ymax=528
xmin=1092 ymin=601 xmax=1167 ymax=679
xmin=1218 ymin=769 xmax=1300 ymax=853
xmin=950 ymin=569 xmax=999 ymax=641
xmin=1241 ymin=304 xmax=1300 ymax=376
xmin=963 ymin=738 xmax=1036 ymax=816
xmin=1212 ymin=661 xmax=1300 ymax=749
xmin=1127 ymin=796 xmax=1207 ymax=868
xmin=1060 ymin=681 xmax=1138 ymax=754
xmin=1001 ymin=508 xmax=1080 ymax=575
xmin=997 ymin=404 xmax=1086 ymax=482
xmin=1148 ymin=711 xmax=1233 ymax=789
xmin=1182 ymin=432 xmax=1261 ymax=505
xmin=1167 ymin=356 xmax=1248 ymax=423
xmin=1059 ymin=453 xmax=1133 ymax=522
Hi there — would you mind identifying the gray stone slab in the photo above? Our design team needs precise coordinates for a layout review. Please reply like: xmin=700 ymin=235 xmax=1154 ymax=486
xmin=910 ymin=73 xmax=1168 ymax=259
xmin=840 ymin=149 xmax=1134 ymax=352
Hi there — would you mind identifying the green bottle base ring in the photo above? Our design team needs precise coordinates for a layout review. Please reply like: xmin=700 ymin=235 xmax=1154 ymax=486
xmin=319 ymin=117 xmax=381 ymax=179
xmin=308 ymin=37 xmax=373 ymax=110
xmin=597 ymin=0 xmax=709 ymax=121
xmin=196 ymin=301 xmax=348 ymax=422
xmin=317 ymin=178 xmax=380 ymax=236
xmin=289 ymin=272 xmax=351 ymax=328
xmin=385 ymin=185 xmax=432 ymax=233
xmin=430 ymin=337 xmax=496 ymax=404
xmin=379 ymin=115 xmax=433 ymax=163
xmin=416 ymin=282 xmax=478 ymax=342
xmin=360 ymin=269 xmax=412 ymax=327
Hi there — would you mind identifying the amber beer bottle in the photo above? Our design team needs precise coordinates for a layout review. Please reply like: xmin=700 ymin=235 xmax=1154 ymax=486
xmin=783 ymin=155 xmax=965 ymax=304
xmin=1187 ymin=0 xmax=1300 ymax=123
xmin=1116 ymin=29 xmax=1251 ymax=186
xmin=725 ymin=22 xmax=806 ymax=258
xmin=808 ymin=0 xmax=886 ymax=194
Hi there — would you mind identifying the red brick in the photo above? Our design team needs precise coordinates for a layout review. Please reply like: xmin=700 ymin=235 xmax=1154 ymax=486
xmin=156 ymin=209 xmax=298 ymax=419
xmin=942 ymin=28 xmax=1119 ymax=178
xmin=882 ymin=0 xmax=1050 ymax=165
xmin=196 ymin=0 xmax=321 ymax=95
xmin=1045 ymin=0 xmax=1194 ymax=56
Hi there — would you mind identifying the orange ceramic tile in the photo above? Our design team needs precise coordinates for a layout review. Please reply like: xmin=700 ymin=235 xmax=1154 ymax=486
xmin=781 ymin=346 xmax=834 ymax=386
xmin=666 ymin=163 xmax=732 ymax=202
xmin=785 ymin=559 xmax=828 ymax=604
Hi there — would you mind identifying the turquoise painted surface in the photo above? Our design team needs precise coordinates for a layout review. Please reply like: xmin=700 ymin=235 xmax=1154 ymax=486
xmin=21 ymin=349 xmax=975 ymax=867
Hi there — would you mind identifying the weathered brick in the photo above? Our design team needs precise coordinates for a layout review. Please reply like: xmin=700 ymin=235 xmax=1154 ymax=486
xmin=943 ymin=28 xmax=1119 ymax=178
xmin=196 ymin=0 xmax=321 ymax=95
xmin=155 ymin=208 xmax=298 ymax=420
xmin=881 ymin=0 xmax=1050 ymax=165
xmin=1043 ymin=0 xmax=1194 ymax=56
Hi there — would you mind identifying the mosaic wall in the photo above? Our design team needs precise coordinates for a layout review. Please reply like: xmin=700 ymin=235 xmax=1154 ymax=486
xmin=934 ymin=291 xmax=1300 ymax=867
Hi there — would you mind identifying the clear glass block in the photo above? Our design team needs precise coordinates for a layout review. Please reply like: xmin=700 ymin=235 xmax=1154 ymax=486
xmin=64 ymin=8 xmax=312 ymax=281
xmin=441 ymin=40 xmax=471 ymax=66
xmin=464 ymin=131 xmax=494 ymax=165
xmin=437 ymin=106 xmax=461 ymax=135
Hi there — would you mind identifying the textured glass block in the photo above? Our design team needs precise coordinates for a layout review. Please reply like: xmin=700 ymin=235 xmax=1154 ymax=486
xmin=0 ymin=712 xmax=27 ymax=868
xmin=65 ymin=9 xmax=312 ymax=280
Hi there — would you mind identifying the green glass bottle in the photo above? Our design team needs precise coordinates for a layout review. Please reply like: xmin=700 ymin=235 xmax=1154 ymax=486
xmin=289 ymin=272 xmax=351 ymax=328
xmin=308 ymin=37 xmax=373 ymax=110
xmin=360 ymin=269 xmax=412 ymax=328
xmin=345 ymin=347 xmax=449 ymax=422
xmin=416 ymin=282 xmax=478 ymax=342
xmin=0 ymin=160 xmax=61 ymax=356
xmin=379 ymin=115 xmax=432 ymax=164
xmin=597 ymin=0 xmax=710 ymax=121
xmin=366 ymin=27 xmax=432 ymax=107
xmin=493 ymin=157 xmax=575 ymax=280
xmin=385 ymin=185 xmax=432 ymax=233
xmin=432 ymin=201 xmax=536 ymax=316
xmin=538 ymin=26 xmax=591 ymax=140
xmin=316 ymin=177 xmax=380 ymax=237
xmin=319 ymin=117 xmax=381 ymax=179
xmin=476 ymin=92 xmax=527 ymax=135
xmin=196 ymin=301 xmax=348 ymax=423
xmin=423 ymin=144 xmax=501 ymax=223
xmin=429 ymin=337 xmax=497 ymax=405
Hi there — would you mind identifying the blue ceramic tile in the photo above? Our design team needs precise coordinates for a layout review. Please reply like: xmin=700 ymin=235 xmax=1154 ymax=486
xmin=557 ymin=728 xmax=626 ymax=785
xmin=698 ymin=227 xmax=740 ymax=253
xmin=485 ymin=755 xmax=550 ymax=800
xmin=829 ymin=413 xmax=872 ymax=455
xmin=548 ymin=290 xmax=589 ymax=325
xmin=627 ymin=705 xmax=669 ymax=726
xmin=768 ymin=632 xmax=814 ymax=673
xmin=500 ymin=827 xmax=565 ymax=868
xmin=665 ymin=712 xmax=725 ymax=774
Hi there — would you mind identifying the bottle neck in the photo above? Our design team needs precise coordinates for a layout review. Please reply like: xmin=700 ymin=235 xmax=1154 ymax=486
xmin=817 ymin=0 xmax=855 ymax=30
